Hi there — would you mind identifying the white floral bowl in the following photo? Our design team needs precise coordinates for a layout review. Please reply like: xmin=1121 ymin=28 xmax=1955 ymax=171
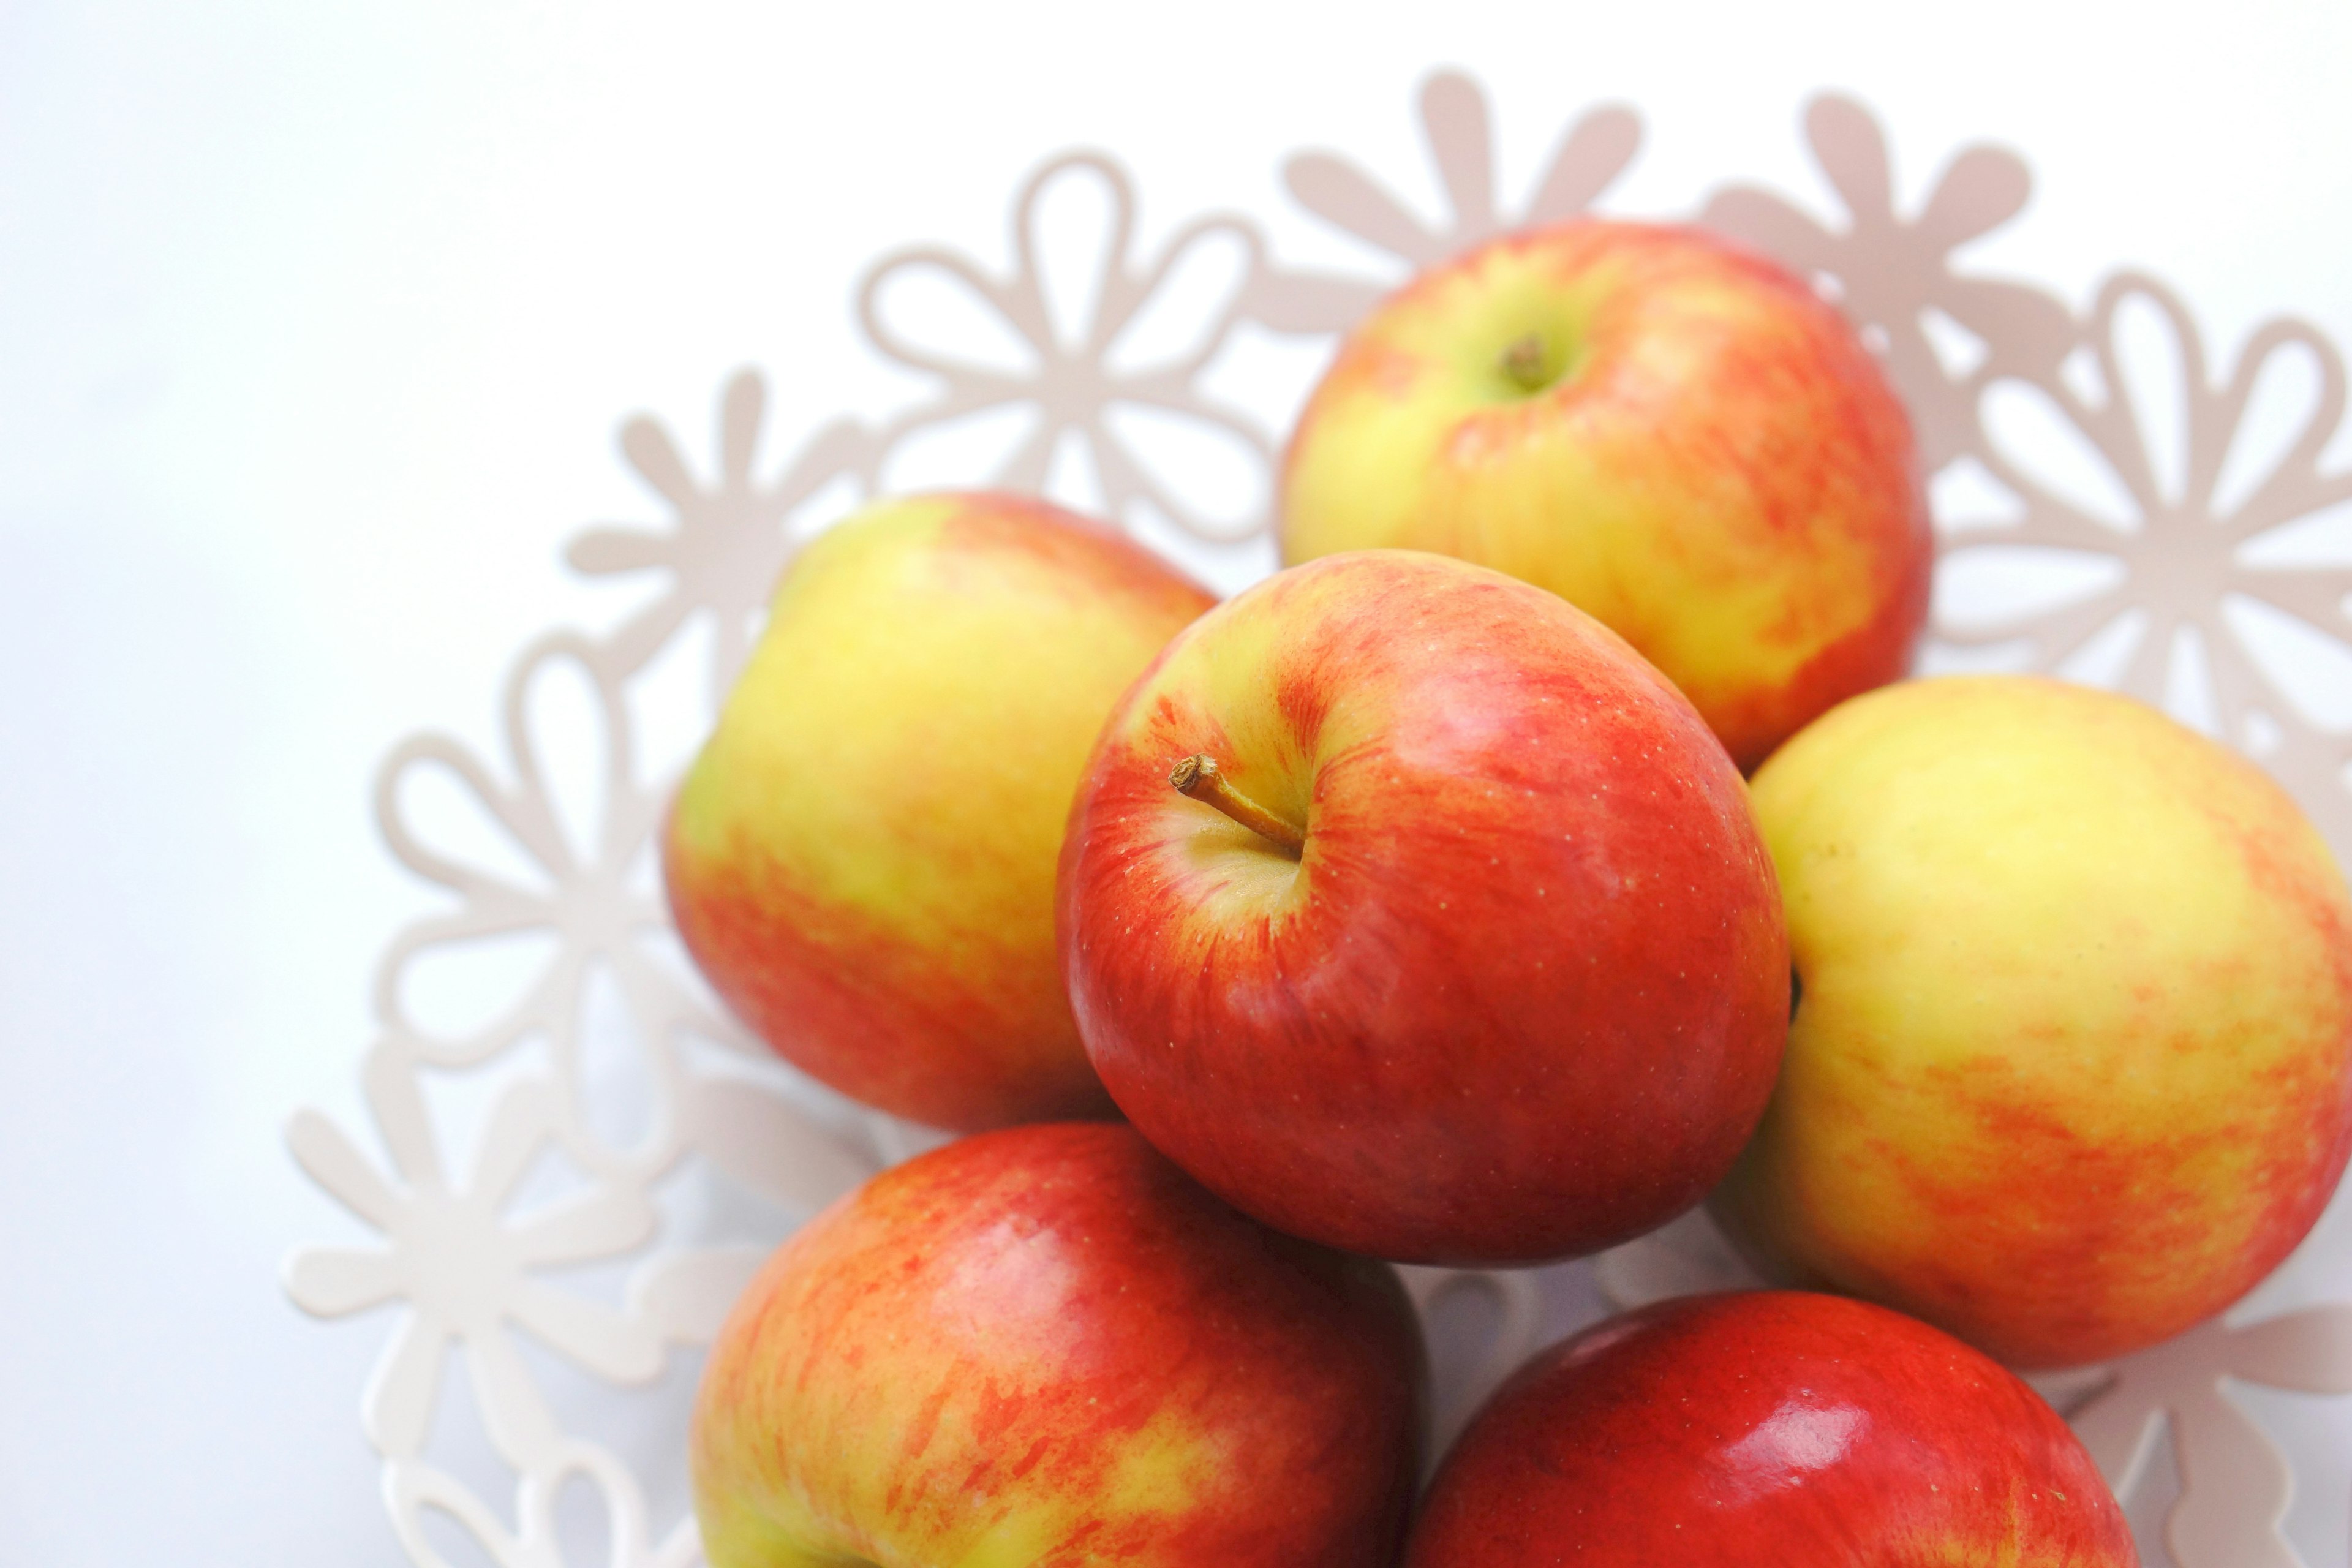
xmin=285 ymin=71 xmax=2352 ymax=1568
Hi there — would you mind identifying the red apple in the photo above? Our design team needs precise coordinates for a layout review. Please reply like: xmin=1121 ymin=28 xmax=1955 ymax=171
xmin=665 ymin=492 xmax=1213 ymax=1131
xmin=1408 ymin=1291 xmax=2137 ymax=1567
xmin=1280 ymin=219 xmax=1930 ymax=772
xmin=1057 ymin=549 xmax=1788 ymax=1265
xmin=691 ymin=1122 xmax=1424 ymax=1567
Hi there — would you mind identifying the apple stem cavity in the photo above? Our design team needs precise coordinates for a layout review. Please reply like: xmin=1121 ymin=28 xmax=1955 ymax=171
xmin=1170 ymin=755 xmax=1305 ymax=857
xmin=1501 ymin=332 xmax=1551 ymax=393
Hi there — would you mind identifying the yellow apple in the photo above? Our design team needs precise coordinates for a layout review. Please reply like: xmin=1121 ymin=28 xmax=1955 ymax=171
xmin=665 ymin=492 xmax=1213 ymax=1130
xmin=1278 ymin=220 xmax=1929 ymax=772
xmin=1714 ymin=675 xmax=2352 ymax=1366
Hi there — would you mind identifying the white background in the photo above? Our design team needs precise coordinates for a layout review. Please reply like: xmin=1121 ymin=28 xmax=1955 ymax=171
xmin=4 ymin=1 xmax=2350 ymax=1560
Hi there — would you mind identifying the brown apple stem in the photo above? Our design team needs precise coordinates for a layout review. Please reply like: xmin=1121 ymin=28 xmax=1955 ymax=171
xmin=1501 ymin=332 xmax=1549 ymax=391
xmin=1169 ymin=755 xmax=1305 ymax=856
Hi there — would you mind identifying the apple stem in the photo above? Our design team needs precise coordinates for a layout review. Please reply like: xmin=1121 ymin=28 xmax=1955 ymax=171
xmin=1169 ymin=755 xmax=1305 ymax=856
xmin=1501 ymin=333 xmax=1550 ymax=391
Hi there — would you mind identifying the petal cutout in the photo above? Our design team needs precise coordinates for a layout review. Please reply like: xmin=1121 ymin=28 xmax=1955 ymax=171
xmin=1980 ymin=376 xmax=2146 ymax=538
xmin=1525 ymin=105 xmax=1642 ymax=224
xmin=363 ymin=1309 xmax=450 ymax=1460
xmin=284 ymin=1245 xmax=407 ymax=1319
xmin=1419 ymin=70 xmax=1496 ymax=238
xmin=469 ymin=1078 xmax=562 ymax=1203
xmin=717 ymin=370 xmax=764 ymax=489
xmin=1283 ymin=151 xmax=1442 ymax=266
xmin=287 ymin=1109 xmax=403 ymax=1228
xmin=513 ymin=1182 xmax=658 ymax=1268
xmin=516 ymin=1444 xmax=660 ymax=1568
xmin=376 ymin=736 xmax=557 ymax=906
xmin=858 ymin=246 xmax=1041 ymax=381
xmin=2211 ymin=320 xmax=2347 ymax=527
xmin=388 ymin=1458 xmax=526 ymax=1568
xmin=467 ymin=1325 xmax=563 ymax=1471
xmin=1105 ymin=217 xmax=1256 ymax=380
xmin=1804 ymin=94 xmax=1894 ymax=222
xmin=1019 ymin=153 xmax=1131 ymax=355
xmin=366 ymin=1042 xmax=448 ymax=1191
xmin=1931 ymin=544 xmax=2127 ymax=633
xmin=1098 ymin=399 xmax=1270 ymax=541
xmin=1913 ymin=145 xmax=2033 ymax=252
xmin=503 ymin=635 xmax=638 ymax=884
xmin=564 ymin=527 xmax=674 ymax=578
xmin=382 ymin=922 xmax=568 ymax=1063
xmin=619 ymin=417 xmax=696 ymax=511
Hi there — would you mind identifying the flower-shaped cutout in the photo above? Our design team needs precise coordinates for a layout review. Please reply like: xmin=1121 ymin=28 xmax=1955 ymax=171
xmin=375 ymin=633 xmax=745 ymax=1167
xmin=2067 ymin=1307 xmax=2352 ymax=1568
xmin=1259 ymin=71 xmax=1641 ymax=335
xmin=389 ymin=1444 xmax=702 ymax=1568
xmin=565 ymin=371 xmax=874 ymax=702
xmin=1284 ymin=70 xmax=1640 ymax=270
xmin=285 ymin=1062 xmax=662 ymax=1468
xmin=1703 ymin=95 xmax=2077 ymax=473
xmin=859 ymin=152 xmax=1273 ymax=541
xmin=1936 ymin=273 xmax=2352 ymax=859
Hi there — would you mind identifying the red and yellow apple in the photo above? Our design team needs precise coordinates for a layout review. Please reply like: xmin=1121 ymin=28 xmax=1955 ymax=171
xmin=1406 ymin=1291 xmax=2136 ymax=1567
xmin=691 ymin=1121 xmax=1425 ymax=1568
xmin=1058 ymin=549 xmax=1789 ymax=1265
xmin=665 ymin=491 xmax=1213 ymax=1131
xmin=1714 ymin=676 xmax=2352 ymax=1366
xmin=1279 ymin=219 xmax=1929 ymax=772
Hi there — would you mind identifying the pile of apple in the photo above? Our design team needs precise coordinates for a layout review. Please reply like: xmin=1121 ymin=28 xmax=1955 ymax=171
xmin=663 ymin=223 xmax=2352 ymax=1567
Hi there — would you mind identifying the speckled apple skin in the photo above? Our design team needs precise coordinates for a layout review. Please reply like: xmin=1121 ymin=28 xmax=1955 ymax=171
xmin=1058 ymin=550 xmax=1789 ymax=1265
xmin=1280 ymin=219 xmax=1929 ymax=773
xmin=1717 ymin=676 xmax=2352 ymax=1366
xmin=665 ymin=492 xmax=1213 ymax=1132
xmin=1407 ymin=1291 xmax=2136 ymax=1568
xmin=692 ymin=1123 xmax=1425 ymax=1568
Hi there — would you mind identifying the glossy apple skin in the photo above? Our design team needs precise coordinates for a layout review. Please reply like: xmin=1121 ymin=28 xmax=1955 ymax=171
xmin=1280 ymin=219 xmax=1929 ymax=772
xmin=691 ymin=1122 xmax=1425 ymax=1568
xmin=1717 ymin=676 xmax=2352 ymax=1366
xmin=1408 ymin=1291 xmax=2136 ymax=1567
xmin=1058 ymin=549 xmax=1788 ymax=1265
xmin=665 ymin=492 xmax=1213 ymax=1131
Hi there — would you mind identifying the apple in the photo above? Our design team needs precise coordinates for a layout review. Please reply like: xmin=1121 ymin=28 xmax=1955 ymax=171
xmin=1278 ymin=219 xmax=1930 ymax=772
xmin=1714 ymin=675 xmax=2352 ymax=1366
xmin=665 ymin=491 xmax=1213 ymax=1131
xmin=1057 ymin=549 xmax=1789 ymax=1265
xmin=1406 ymin=1291 xmax=2136 ymax=1567
xmin=691 ymin=1121 xmax=1425 ymax=1568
